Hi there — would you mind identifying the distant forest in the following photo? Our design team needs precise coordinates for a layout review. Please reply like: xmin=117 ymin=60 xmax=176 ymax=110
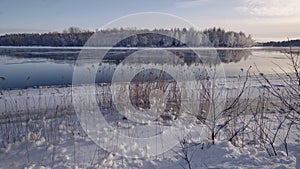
xmin=261 ymin=39 xmax=300 ymax=47
xmin=0 ymin=27 xmax=254 ymax=47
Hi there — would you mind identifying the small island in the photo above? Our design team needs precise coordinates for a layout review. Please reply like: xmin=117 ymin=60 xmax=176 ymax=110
xmin=0 ymin=27 xmax=254 ymax=47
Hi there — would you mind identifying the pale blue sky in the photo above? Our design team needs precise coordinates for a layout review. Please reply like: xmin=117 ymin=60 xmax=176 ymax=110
xmin=1 ymin=0 xmax=300 ymax=42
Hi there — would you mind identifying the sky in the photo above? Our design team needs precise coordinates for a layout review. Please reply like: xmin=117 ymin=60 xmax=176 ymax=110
xmin=0 ymin=0 xmax=300 ymax=42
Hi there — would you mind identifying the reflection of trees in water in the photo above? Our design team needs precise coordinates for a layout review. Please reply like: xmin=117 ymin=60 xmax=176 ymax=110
xmin=0 ymin=48 xmax=81 ymax=60
xmin=1 ymin=48 xmax=252 ymax=65
xmin=217 ymin=50 xmax=251 ymax=63
xmin=168 ymin=49 xmax=252 ymax=65
xmin=279 ymin=48 xmax=300 ymax=56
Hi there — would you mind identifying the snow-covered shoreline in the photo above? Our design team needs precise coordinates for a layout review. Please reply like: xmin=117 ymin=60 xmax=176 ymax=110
xmin=0 ymin=73 xmax=290 ymax=122
xmin=0 ymin=74 xmax=299 ymax=168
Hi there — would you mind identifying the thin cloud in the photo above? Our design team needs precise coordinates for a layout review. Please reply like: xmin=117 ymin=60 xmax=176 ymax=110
xmin=175 ymin=0 xmax=209 ymax=8
xmin=237 ymin=0 xmax=300 ymax=17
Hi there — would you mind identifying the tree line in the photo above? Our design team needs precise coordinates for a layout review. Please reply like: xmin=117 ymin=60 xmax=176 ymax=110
xmin=261 ymin=39 xmax=300 ymax=47
xmin=0 ymin=27 xmax=254 ymax=47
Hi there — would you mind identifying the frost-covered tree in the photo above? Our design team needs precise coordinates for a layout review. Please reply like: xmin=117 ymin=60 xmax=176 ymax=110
xmin=0 ymin=27 xmax=254 ymax=47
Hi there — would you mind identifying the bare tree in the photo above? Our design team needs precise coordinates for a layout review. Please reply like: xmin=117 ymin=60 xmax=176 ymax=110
xmin=198 ymin=67 xmax=251 ymax=144
xmin=253 ymin=46 xmax=300 ymax=156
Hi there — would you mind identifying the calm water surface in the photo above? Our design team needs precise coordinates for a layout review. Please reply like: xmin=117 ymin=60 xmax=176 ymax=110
xmin=0 ymin=47 xmax=294 ymax=89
